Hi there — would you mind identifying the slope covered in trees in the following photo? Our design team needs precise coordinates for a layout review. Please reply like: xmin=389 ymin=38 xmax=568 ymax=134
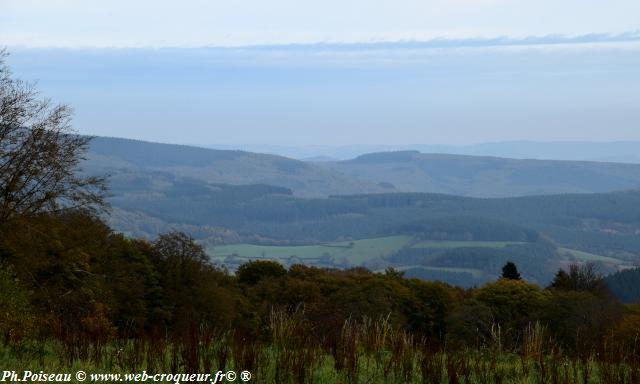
xmin=101 ymin=174 xmax=640 ymax=285
xmin=107 ymin=177 xmax=640 ymax=257
xmin=606 ymin=268 xmax=640 ymax=303
xmin=86 ymin=137 xmax=383 ymax=198
xmin=319 ymin=150 xmax=640 ymax=197
xmin=85 ymin=138 xmax=640 ymax=199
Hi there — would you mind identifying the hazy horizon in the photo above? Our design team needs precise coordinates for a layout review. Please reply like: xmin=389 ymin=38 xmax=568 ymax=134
xmin=5 ymin=39 xmax=640 ymax=147
xmin=86 ymin=136 xmax=640 ymax=164
xmin=2 ymin=0 xmax=639 ymax=146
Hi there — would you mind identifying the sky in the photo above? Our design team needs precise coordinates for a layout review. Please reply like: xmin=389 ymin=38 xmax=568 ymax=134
xmin=2 ymin=0 xmax=640 ymax=47
xmin=1 ymin=0 xmax=639 ymax=146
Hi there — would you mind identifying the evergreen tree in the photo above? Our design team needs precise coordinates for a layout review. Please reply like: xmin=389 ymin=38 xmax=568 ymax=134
xmin=501 ymin=261 xmax=521 ymax=280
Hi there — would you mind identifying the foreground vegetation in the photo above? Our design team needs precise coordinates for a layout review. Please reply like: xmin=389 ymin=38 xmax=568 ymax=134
xmin=1 ymin=211 xmax=640 ymax=382
xmin=3 ymin=316 xmax=640 ymax=383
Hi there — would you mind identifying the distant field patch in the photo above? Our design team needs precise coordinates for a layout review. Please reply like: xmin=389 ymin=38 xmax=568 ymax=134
xmin=394 ymin=265 xmax=484 ymax=278
xmin=413 ymin=240 xmax=524 ymax=249
xmin=208 ymin=235 xmax=413 ymax=266
xmin=559 ymin=248 xmax=623 ymax=264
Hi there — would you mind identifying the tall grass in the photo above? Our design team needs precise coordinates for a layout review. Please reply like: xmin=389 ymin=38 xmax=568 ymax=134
xmin=2 ymin=314 xmax=640 ymax=383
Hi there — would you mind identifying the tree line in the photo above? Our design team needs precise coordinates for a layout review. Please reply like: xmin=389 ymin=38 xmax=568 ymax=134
xmin=1 ymin=212 xmax=637 ymax=360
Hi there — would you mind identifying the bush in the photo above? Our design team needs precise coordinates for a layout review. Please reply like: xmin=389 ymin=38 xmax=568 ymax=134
xmin=445 ymin=301 xmax=494 ymax=349
xmin=476 ymin=279 xmax=546 ymax=332
xmin=539 ymin=290 xmax=623 ymax=354
xmin=611 ymin=314 xmax=640 ymax=356
xmin=0 ymin=265 xmax=36 ymax=347
xmin=237 ymin=260 xmax=287 ymax=285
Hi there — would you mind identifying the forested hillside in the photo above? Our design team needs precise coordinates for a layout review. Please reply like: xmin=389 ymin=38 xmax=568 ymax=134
xmin=84 ymin=138 xmax=640 ymax=285
xmin=86 ymin=138 xmax=640 ymax=199
xmin=102 ymin=169 xmax=640 ymax=285
xmin=606 ymin=268 xmax=640 ymax=303
xmin=85 ymin=137 xmax=383 ymax=198
xmin=108 ymin=178 xmax=640 ymax=256
xmin=319 ymin=151 xmax=640 ymax=197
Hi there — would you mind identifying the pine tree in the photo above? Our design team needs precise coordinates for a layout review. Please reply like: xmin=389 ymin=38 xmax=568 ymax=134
xmin=502 ymin=261 xmax=521 ymax=280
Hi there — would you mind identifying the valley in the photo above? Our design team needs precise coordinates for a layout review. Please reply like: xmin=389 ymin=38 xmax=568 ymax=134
xmin=76 ymin=137 xmax=640 ymax=287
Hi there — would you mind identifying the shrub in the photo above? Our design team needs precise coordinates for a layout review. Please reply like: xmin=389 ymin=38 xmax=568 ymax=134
xmin=0 ymin=265 xmax=36 ymax=347
xmin=237 ymin=260 xmax=287 ymax=285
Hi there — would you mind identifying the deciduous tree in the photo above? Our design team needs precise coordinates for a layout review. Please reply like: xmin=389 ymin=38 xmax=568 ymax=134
xmin=0 ymin=49 xmax=107 ymax=224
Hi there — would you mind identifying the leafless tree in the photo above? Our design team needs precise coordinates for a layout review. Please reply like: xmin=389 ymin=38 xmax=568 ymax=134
xmin=0 ymin=49 xmax=107 ymax=223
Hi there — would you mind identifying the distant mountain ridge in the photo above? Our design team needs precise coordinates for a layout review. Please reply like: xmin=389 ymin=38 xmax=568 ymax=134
xmin=85 ymin=137 xmax=640 ymax=199
xmin=85 ymin=137 xmax=383 ymax=198
xmin=319 ymin=150 xmax=640 ymax=197
xmin=203 ymin=141 xmax=640 ymax=163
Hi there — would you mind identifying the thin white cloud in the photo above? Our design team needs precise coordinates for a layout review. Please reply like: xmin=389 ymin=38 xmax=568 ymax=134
xmin=5 ymin=38 xmax=639 ymax=145
xmin=2 ymin=0 xmax=640 ymax=48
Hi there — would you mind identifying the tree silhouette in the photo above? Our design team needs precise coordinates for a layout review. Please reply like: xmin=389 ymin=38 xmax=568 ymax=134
xmin=0 ymin=49 xmax=107 ymax=224
xmin=501 ymin=261 xmax=521 ymax=280
xmin=549 ymin=263 xmax=608 ymax=294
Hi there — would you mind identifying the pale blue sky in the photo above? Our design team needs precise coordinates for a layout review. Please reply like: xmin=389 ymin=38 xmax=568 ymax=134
xmin=2 ymin=0 xmax=640 ymax=47
xmin=1 ymin=1 xmax=639 ymax=146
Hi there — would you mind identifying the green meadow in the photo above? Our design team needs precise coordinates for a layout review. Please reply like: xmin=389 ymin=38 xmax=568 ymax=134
xmin=559 ymin=248 xmax=624 ymax=264
xmin=208 ymin=235 xmax=413 ymax=266
xmin=209 ymin=236 xmax=620 ymax=276
xmin=413 ymin=240 xmax=524 ymax=249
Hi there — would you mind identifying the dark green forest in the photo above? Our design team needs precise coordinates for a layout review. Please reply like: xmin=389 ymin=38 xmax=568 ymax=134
xmin=86 ymin=137 xmax=640 ymax=199
xmin=107 ymin=176 xmax=640 ymax=286
xmin=109 ymin=177 xmax=640 ymax=255
xmin=106 ymin=174 xmax=640 ymax=242
xmin=606 ymin=268 xmax=640 ymax=304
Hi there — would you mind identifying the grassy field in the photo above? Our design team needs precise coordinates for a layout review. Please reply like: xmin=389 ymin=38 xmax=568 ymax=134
xmin=413 ymin=240 xmax=524 ymax=249
xmin=2 ymin=327 xmax=636 ymax=384
xmin=393 ymin=265 xmax=485 ymax=278
xmin=208 ymin=237 xmax=627 ymax=285
xmin=208 ymin=235 xmax=413 ymax=266
xmin=0 ymin=347 xmax=625 ymax=384
xmin=209 ymin=238 xmax=524 ymax=265
xmin=559 ymin=247 xmax=624 ymax=264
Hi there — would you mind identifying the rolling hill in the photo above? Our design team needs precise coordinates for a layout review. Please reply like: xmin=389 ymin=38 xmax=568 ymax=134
xmin=318 ymin=151 xmax=640 ymax=197
xmin=206 ymin=141 xmax=640 ymax=163
xmin=84 ymin=137 xmax=383 ymax=198
xmin=101 ymin=179 xmax=640 ymax=285
xmin=85 ymin=138 xmax=640 ymax=199
xmin=80 ymin=137 xmax=640 ymax=286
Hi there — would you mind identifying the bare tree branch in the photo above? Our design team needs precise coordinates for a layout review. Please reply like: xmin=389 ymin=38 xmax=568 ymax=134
xmin=0 ymin=48 xmax=109 ymax=223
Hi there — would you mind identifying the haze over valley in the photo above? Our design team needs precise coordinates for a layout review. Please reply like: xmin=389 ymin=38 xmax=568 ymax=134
xmin=81 ymin=137 xmax=640 ymax=287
